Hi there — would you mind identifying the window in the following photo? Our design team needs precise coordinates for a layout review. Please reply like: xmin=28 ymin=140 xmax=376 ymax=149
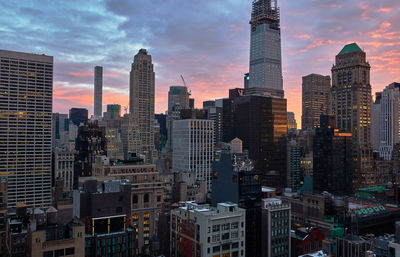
xmin=212 ymin=234 xmax=220 ymax=242
xmin=222 ymin=233 xmax=230 ymax=240
xmin=54 ymin=249 xmax=64 ymax=257
xmin=231 ymin=222 xmax=238 ymax=229
xmin=232 ymin=242 xmax=239 ymax=249
xmin=43 ymin=251 xmax=53 ymax=257
xmin=212 ymin=225 xmax=220 ymax=232
xmin=132 ymin=195 xmax=138 ymax=204
xmin=222 ymin=244 xmax=230 ymax=251
xmin=65 ymin=248 xmax=74 ymax=255
xmin=144 ymin=194 xmax=149 ymax=203
xmin=231 ymin=231 xmax=238 ymax=239
xmin=222 ymin=223 xmax=230 ymax=230
xmin=213 ymin=246 xmax=220 ymax=253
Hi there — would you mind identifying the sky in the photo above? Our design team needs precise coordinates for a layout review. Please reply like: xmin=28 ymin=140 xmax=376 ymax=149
xmin=1 ymin=0 xmax=399 ymax=126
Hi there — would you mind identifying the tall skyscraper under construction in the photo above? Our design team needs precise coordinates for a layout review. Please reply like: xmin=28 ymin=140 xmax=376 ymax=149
xmin=248 ymin=0 xmax=284 ymax=98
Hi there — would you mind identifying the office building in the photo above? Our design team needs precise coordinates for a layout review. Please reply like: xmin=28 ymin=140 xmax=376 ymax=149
xmin=248 ymin=0 xmax=284 ymax=98
xmin=336 ymin=235 xmax=373 ymax=257
xmin=73 ymin=179 xmax=135 ymax=257
xmin=168 ymin=85 xmax=190 ymax=112
xmin=331 ymin=43 xmax=373 ymax=189
xmin=212 ymin=149 xmax=262 ymax=257
xmin=155 ymin=114 xmax=167 ymax=152
xmin=73 ymin=121 xmax=106 ymax=188
xmin=379 ymin=82 xmax=400 ymax=160
xmin=172 ymin=119 xmax=214 ymax=191
xmin=313 ymin=116 xmax=353 ymax=195
xmin=0 ymin=178 xmax=6 ymax=256
xmin=301 ymin=74 xmax=331 ymax=130
xmin=129 ymin=49 xmax=157 ymax=162
xmin=261 ymin=198 xmax=291 ymax=257
xmin=0 ymin=50 xmax=53 ymax=208
xmin=92 ymin=157 xmax=165 ymax=254
xmin=29 ymin=215 xmax=85 ymax=257
xmin=94 ymin=66 xmax=103 ymax=118
xmin=52 ymin=113 xmax=69 ymax=148
xmin=233 ymin=95 xmax=287 ymax=189
xmin=189 ymin=98 xmax=195 ymax=109
xmin=69 ymin=108 xmax=88 ymax=127
xmin=53 ymin=148 xmax=74 ymax=192
xmin=170 ymin=202 xmax=246 ymax=257
xmin=287 ymin=140 xmax=303 ymax=191
xmin=204 ymin=103 xmax=223 ymax=144
xmin=372 ymin=92 xmax=382 ymax=151
xmin=104 ymin=104 xmax=121 ymax=120
xmin=287 ymin=111 xmax=297 ymax=130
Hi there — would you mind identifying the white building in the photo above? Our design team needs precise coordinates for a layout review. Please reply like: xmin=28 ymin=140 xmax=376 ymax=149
xmin=0 ymin=50 xmax=53 ymax=207
xmin=170 ymin=202 xmax=246 ymax=257
xmin=53 ymin=148 xmax=74 ymax=192
xmin=172 ymin=119 xmax=214 ymax=191
xmin=379 ymin=83 xmax=400 ymax=160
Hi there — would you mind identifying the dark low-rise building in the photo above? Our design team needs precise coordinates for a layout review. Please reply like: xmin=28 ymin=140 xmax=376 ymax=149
xmin=73 ymin=179 xmax=135 ymax=257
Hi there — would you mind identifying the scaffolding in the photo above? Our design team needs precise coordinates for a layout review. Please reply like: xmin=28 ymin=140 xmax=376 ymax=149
xmin=250 ymin=0 xmax=280 ymax=28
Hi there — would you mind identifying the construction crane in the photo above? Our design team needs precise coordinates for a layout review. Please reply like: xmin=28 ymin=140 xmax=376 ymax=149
xmin=180 ymin=75 xmax=191 ymax=95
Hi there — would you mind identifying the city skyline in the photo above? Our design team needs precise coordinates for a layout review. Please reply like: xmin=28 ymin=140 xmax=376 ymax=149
xmin=1 ymin=1 xmax=399 ymax=125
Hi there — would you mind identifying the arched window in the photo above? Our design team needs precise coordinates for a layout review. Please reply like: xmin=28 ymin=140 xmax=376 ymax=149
xmin=132 ymin=194 xmax=138 ymax=204
xmin=144 ymin=194 xmax=149 ymax=203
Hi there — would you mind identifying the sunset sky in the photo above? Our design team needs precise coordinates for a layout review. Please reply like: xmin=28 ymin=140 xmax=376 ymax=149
xmin=1 ymin=0 xmax=399 ymax=126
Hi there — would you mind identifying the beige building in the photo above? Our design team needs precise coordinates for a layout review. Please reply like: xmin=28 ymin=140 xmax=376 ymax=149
xmin=302 ymin=74 xmax=331 ymax=130
xmin=129 ymin=49 xmax=157 ymax=163
xmin=92 ymin=156 xmax=165 ymax=254
xmin=29 ymin=219 xmax=85 ymax=257
xmin=331 ymin=43 xmax=373 ymax=189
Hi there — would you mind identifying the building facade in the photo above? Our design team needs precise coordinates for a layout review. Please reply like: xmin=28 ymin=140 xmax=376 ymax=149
xmin=170 ymin=202 xmax=246 ymax=257
xmin=94 ymin=66 xmax=103 ymax=118
xmin=301 ymin=74 xmax=331 ymax=130
xmin=53 ymin=148 xmax=75 ymax=192
xmin=69 ymin=108 xmax=88 ymax=127
xmin=129 ymin=49 xmax=157 ymax=162
xmin=287 ymin=112 xmax=297 ymax=130
xmin=92 ymin=157 xmax=165 ymax=254
xmin=313 ymin=116 xmax=353 ymax=195
xmin=248 ymin=0 xmax=283 ymax=98
xmin=379 ymin=82 xmax=400 ymax=160
xmin=73 ymin=179 xmax=136 ymax=257
xmin=233 ymin=95 xmax=287 ymax=190
xmin=172 ymin=119 xmax=214 ymax=191
xmin=0 ymin=49 xmax=53 ymax=208
xmin=331 ymin=43 xmax=373 ymax=189
xmin=261 ymin=198 xmax=291 ymax=257
xmin=73 ymin=121 xmax=106 ymax=188
xmin=212 ymin=150 xmax=262 ymax=257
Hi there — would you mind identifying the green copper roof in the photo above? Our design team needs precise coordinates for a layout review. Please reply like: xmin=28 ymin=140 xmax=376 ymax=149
xmin=338 ymin=43 xmax=363 ymax=55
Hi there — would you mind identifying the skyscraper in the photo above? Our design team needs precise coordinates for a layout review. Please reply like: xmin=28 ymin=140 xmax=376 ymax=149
xmin=301 ymin=74 xmax=331 ymax=130
xmin=94 ymin=66 xmax=103 ymax=118
xmin=129 ymin=49 xmax=156 ymax=162
xmin=313 ymin=116 xmax=353 ymax=195
xmin=372 ymin=92 xmax=382 ymax=151
xmin=287 ymin=111 xmax=297 ymax=130
xmin=168 ymin=85 xmax=190 ymax=112
xmin=331 ymin=43 xmax=373 ymax=189
xmin=379 ymin=82 xmax=400 ymax=160
xmin=69 ymin=108 xmax=88 ymax=126
xmin=172 ymin=119 xmax=214 ymax=191
xmin=234 ymin=95 xmax=287 ymax=189
xmin=248 ymin=0 xmax=283 ymax=98
xmin=0 ymin=50 xmax=53 ymax=207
